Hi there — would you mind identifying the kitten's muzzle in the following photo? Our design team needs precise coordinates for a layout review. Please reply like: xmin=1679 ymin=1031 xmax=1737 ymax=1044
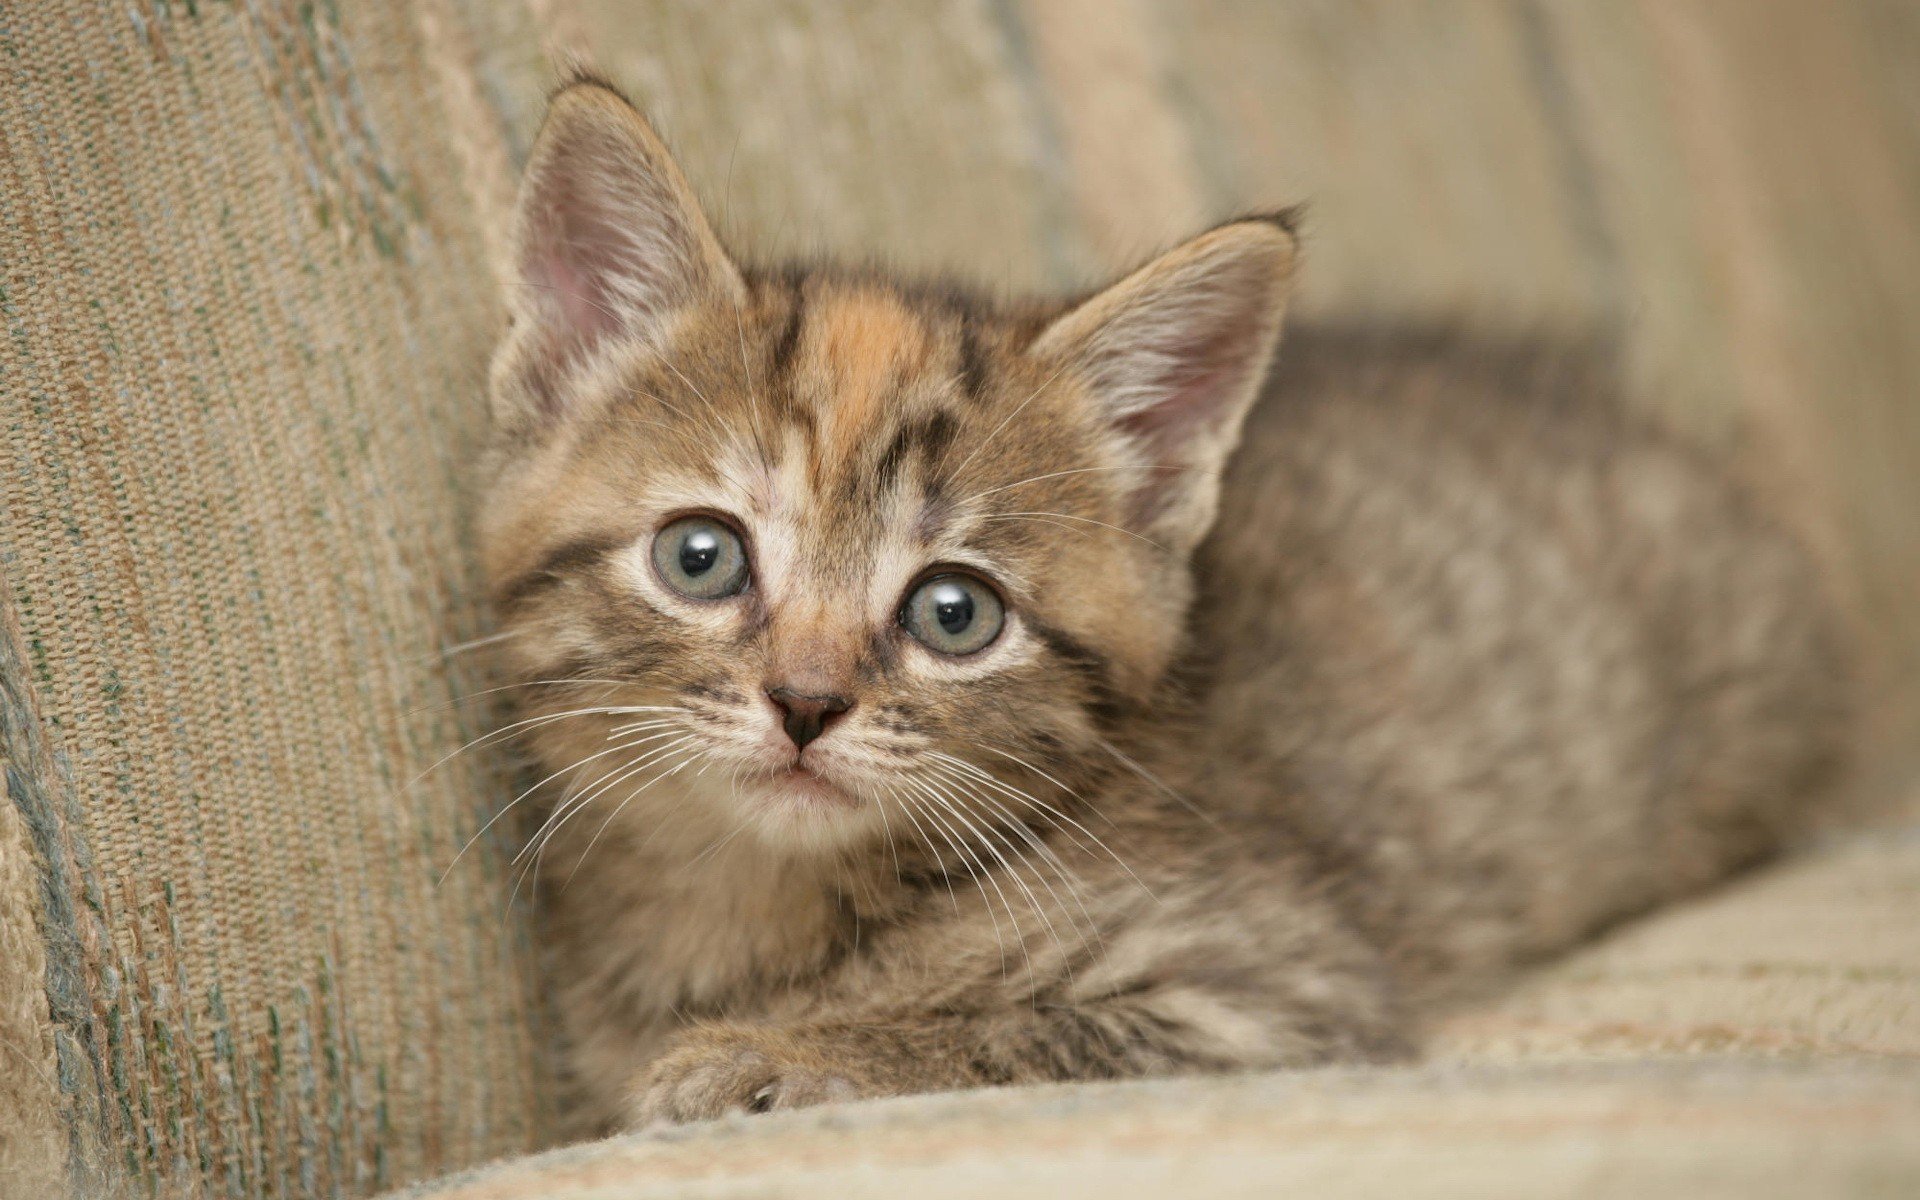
xmin=765 ymin=687 xmax=853 ymax=751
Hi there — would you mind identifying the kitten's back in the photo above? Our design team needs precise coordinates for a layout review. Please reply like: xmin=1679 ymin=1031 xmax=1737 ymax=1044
xmin=1193 ymin=325 xmax=1852 ymax=1000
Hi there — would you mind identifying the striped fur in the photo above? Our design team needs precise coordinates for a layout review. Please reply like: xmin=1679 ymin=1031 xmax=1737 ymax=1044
xmin=479 ymin=81 xmax=1850 ymax=1131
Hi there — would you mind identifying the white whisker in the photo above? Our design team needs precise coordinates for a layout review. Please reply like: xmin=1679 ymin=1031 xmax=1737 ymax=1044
xmin=903 ymin=776 xmax=1030 ymax=986
xmin=407 ymin=678 xmax=648 ymax=717
xmin=399 ymin=703 xmax=683 ymax=799
xmin=922 ymin=758 xmax=1104 ymax=959
xmin=433 ymin=629 xmax=523 ymax=663
xmin=889 ymin=792 xmax=965 ymax=917
xmin=439 ymin=727 xmax=680 ymax=886
xmin=918 ymin=770 xmax=1070 ymax=978
xmin=515 ymin=731 xmax=695 ymax=868
xmin=981 ymin=511 xmax=1166 ymax=552
xmin=1097 ymin=737 xmax=1219 ymax=827
xmin=951 ymin=359 xmax=1071 ymax=480
xmin=514 ymin=734 xmax=699 ymax=905
xmin=564 ymin=742 xmax=704 ymax=887
xmin=961 ymin=464 xmax=1187 ymax=505
xmin=935 ymin=750 xmax=1157 ymax=901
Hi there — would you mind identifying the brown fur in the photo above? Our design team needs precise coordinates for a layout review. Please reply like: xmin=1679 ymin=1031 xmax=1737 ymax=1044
xmin=477 ymin=82 xmax=1850 ymax=1131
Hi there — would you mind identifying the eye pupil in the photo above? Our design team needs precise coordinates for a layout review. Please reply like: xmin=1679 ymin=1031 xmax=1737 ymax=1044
xmin=679 ymin=530 xmax=719 ymax=576
xmin=932 ymin=585 xmax=973 ymax=634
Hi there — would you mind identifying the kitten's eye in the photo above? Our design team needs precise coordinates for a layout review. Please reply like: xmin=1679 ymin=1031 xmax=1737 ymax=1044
xmin=901 ymin=573 xmax=1004 ymax=656
xmin=652 ymin=516 xmax=749 ymax=600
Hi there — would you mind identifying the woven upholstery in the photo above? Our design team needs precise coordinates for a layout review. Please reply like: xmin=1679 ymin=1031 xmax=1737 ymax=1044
xmin=385 ymin=1064 xmax=1920 ymax=1200
xmin=0 ymin=3 xmax=557 ymax=1194
xmin=4 ymin=3 xmax=1918 ymax=1199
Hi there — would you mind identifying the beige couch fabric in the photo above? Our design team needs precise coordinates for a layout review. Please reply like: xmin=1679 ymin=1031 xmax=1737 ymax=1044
xmin=387 ymin=1062 xmax=1920 ymax=1200
xmin=0 ymin=3 xmax=561 ymax=1195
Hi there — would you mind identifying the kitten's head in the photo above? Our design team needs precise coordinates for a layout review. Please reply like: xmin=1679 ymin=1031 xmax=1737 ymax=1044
xmin=482 ymin=82 xmax=1294 ymax=856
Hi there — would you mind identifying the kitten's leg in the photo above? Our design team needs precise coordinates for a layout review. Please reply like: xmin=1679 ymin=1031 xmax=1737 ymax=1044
xmin=627 ymin=890 xmax=1409 ymax=1125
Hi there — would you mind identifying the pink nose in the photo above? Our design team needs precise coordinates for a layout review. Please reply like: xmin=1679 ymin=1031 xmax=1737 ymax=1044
xmin=765 ymin=687 xmax=852 ymax=750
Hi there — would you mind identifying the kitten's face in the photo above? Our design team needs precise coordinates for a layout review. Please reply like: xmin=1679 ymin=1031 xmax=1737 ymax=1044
xmin=482 ymin=83 xmax=1293 ymax=858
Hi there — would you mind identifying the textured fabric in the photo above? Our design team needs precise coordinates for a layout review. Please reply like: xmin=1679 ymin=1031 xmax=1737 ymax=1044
xmin=387 ymin=802 xmax=1920 ymax=1199
xmin=384 ymin=1065 xmax=1920 ymax=1200
xmin=0 ymin=621 xmax=64 ymax=1199
xmin=0 ymin=3 xmax=562 ymax=1195
xmin=1433 ymin=814 xmax=1920 ymax=1064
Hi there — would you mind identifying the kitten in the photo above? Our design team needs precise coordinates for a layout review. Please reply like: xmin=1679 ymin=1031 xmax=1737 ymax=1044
xmin=479 ymin=79 xmax=1849 ymax=1129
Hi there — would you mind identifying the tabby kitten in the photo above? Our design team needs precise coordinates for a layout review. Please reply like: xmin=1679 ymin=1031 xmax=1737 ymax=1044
xmin=480 ymin=80 xmax=1848 ymax=1129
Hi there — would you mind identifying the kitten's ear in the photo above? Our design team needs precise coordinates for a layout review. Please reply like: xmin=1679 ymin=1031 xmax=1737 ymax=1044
xmin=495 ymin=80 xmax=744 ymax=426
xmin=1029 ymin=217 xmax=1298 ymax=554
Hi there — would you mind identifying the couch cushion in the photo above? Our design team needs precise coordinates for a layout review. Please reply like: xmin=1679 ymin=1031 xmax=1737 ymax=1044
xmin=388 ymin=1060 xmax=1920 ymax=1200
xmin=0 ymin=3 xmax=563 ymax=1194
xmin=387 ymin=802 xmax=1920 ymax=1199
xmin=1434 ymin=810 xmax=1920 ymax=1063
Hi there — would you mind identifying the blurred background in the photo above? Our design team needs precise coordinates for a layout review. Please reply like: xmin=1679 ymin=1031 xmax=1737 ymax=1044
xmin=3 ymin=2 xmax=1917 ymax=1194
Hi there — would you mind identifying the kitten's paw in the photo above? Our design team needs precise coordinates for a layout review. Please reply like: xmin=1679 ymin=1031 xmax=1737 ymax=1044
xmin=626 ymin=1027 xmax=865 ymax=1127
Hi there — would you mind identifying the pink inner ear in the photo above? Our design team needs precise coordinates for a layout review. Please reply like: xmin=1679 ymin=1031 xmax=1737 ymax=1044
xmin=1106 ymin=303 xmax=1270 ymax=531
xmin=515 ymin=182 xmax=667 ymax=417
xmin=1117 ymin=313 xmax=1263 ymax=460
xmin=528 ymin=248 xmax=622 ymax=356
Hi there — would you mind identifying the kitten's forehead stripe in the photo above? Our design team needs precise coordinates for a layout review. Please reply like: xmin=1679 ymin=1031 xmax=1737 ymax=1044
xmin=808 ymin=291 xmax=931 ymax=457
xmin=956 ymin=319 xmax=988 ymax=404
xmin=770 ymin=276 xmax=807 ymax=380
xmin=872 ymin=410 xmax=959 ymax=499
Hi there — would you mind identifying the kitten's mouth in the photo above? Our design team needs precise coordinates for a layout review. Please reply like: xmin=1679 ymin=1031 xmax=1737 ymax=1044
xmin=759 ymin=763 xmax=857 ymax=809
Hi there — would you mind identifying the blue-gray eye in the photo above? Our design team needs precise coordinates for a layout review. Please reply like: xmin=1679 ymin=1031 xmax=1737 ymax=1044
xmin=652 ymin=516 xmax=749 ymax=599
xmin=901 ymin=573 xmax=1004 ymax=656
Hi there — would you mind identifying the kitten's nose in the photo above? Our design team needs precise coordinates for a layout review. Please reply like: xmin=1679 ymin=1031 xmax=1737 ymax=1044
xmin=765 ymin=687 xmax=853 ymax=751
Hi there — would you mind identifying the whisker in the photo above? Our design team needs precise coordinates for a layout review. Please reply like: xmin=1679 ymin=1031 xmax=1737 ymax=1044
xmin=514 ymin=732 xmax=695 ymax=868
xmin=1097 ymin=737 xmax=1219 ymax=828
xmin=399 ymin=703 xmax=681 ymax=798
xmin=979 ymin=513 xmax=1099 ymax=546
xmin=902 ymin=776 xmax=1030 ymax=985
xmin=657 ymin=354 xmax=752 ymax=468
xmin=605 ymin=717 xmax=695 ymax=736
xmin=564 ymin=743 xmax=704 ymax=888
xmin=406 ymin=679 xmax=655 ymax=718
xmin=514 ymin=735 xmax=698 ymax=904
xmin=629 ymin=384 xmax=745 ymax=470
xmin=917 ymin=771 xmax=1070 ymax=978
xmin=934 ymin=750 xmax=1156 ymax=901
xmin=951 ymin=359 xmax=1071 ymax=480
xmin=981 ymin=511 xmax=1167 ymax=552
xmin=686 ymin=811 xmax=755 ymax=871
xmin=869 ymin=780 xmax=905 ymax=889
xmin=928 ymin=750 xmax=1108 ymax=853
xmin=432 ymin=629 xmax=523 ymax=663
xmin=899 ymin=785 xmax=1010 ymax=977
xmin=438 ymin=728 xmax=679 ymax=886
xmin=922 ymin=758 xmax=1104 ymax=958
xmin=960 ymin=464 xmax=1188 ymax=505
xmin=926 ymin=752 xmax=1106 ymax=862
xmin=888 ymin=792 xmax=965 ymax=917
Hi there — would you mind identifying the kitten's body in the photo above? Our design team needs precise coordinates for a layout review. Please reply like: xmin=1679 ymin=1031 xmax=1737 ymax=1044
xmin=481 ymin=82 xmax=1849 ymax=1130
xmin=1199 ymin=328 xmax=1847 ymax=1004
